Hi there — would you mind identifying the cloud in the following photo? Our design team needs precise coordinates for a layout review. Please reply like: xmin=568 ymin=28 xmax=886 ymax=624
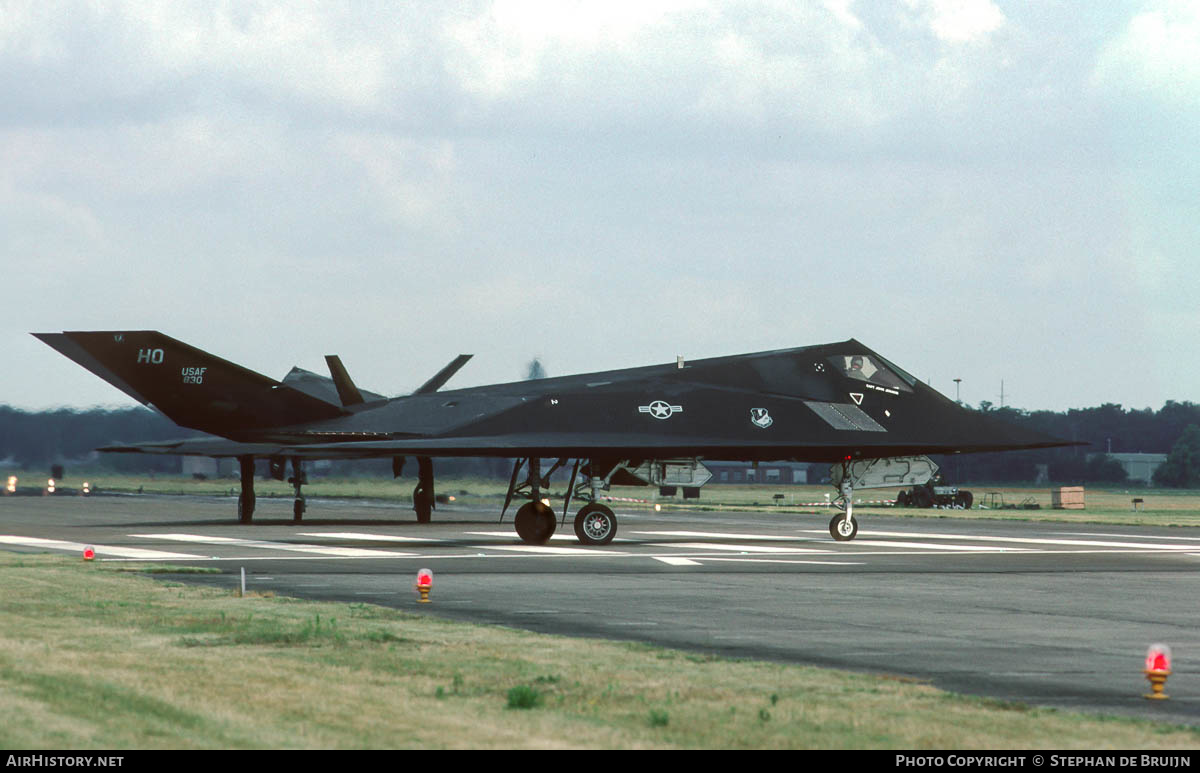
xmin=1093 ymin=1 xmax=1200 ymax=107
xmin=909 ymin=0 xmax=1005 ymax=45
xmin=1 ymin=2 xmax=1195 ymax=412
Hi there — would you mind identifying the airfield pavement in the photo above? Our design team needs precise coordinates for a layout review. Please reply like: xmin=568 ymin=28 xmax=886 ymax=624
xmin=3 ymin=492 xmax=1200 ymax=727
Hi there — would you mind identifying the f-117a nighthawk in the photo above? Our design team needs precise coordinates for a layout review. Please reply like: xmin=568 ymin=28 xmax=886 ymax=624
xmin=35 ymin=331 xmax=1069 ymax=544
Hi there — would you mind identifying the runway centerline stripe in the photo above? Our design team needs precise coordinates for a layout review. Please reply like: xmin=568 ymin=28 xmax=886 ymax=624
xmin=631 ymin=530 xmax=812 ymax=542
xmin=847 ymin=540 xmax=1037 ymax=552
xmin=701 ymin=557 xmax=864 ymax=566
xmin=647 ymin=542 xmax=832 ymax=554
xmin=799 ymin=529 xmax=1200 ymax=552
xmin=0 ymin=535 xmax=201 ymax=560
xmin=295 ymin=532 xmax=446 ymax=543
xmin=1066 ymin=531 xmax=1200 ymax=543
xmin=653 ymin=557 xmax=702 ymax=566
xmin=463 ymin=531 xmax=632 ymax=543
xmin=128 ymin=533 xmax=415 ymax=558
xmin=880 ymin=532 xmax=1200 ymax=551
xmin=471 ymin=544 xmax=630 ymax=556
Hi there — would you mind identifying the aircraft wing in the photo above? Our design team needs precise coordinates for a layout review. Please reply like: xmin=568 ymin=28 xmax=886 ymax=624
xmin=280 ymin=424 xmax=1070 ymax=462
xmin=97 ymin=437 xmax=330 ymax=458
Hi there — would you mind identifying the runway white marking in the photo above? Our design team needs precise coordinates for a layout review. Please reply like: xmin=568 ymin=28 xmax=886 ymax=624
xmin=464 ymin=531 xmax=631 ymax=542
xmin=796 ymin=528 xmax=1200 ymax=552
xmin=653 ymin=556 xmax=702 ymax=566
xmin=1065 ymin=531 xmax=1200 ymax=543
xmin=700 ymin=557 xmax=863 ymax=566
xmin=632 ymin=530 xmax=809 ymax=542
xmin=642 ymin=529 xmax=1026 ymax=552
xmin=849 ymin=540 xmax=1036 ymax=552
xmin=22 ymin=521 xmax=1183 ymax=568
xmin=647 ymin=542 xmax=832 ymax=554
xmin=128 ymin=533 xmax=416 ymax=558
xmin=296 ymin=532 xmax=445 ymax=543
xmin=477 ymin=544 xmax=630 ymax=556
xmin=800 ymin=529 xmax=1200 ymax=552
xmin=0 ymin=535 xmax=202 ymax=560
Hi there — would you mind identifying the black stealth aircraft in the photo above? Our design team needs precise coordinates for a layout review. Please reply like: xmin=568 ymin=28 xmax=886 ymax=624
xmin=35 ymin=331 xmax=1068 ymax=544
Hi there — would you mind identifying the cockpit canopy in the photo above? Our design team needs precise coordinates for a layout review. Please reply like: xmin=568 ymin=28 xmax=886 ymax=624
xmin=829 ymin=354 xmax=915 ymax=393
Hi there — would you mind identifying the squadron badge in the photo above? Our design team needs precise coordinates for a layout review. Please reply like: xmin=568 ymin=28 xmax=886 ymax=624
xmin=750 ymin=408 xmax=774 ymax=429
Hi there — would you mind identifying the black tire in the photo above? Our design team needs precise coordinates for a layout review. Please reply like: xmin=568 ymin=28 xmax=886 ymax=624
xmin=895 ymin=490 xmax=910 ymax=507
xmin=829 ymin=514 xmax=858 ymax=541
xmin=955 ymin=490 xmax=974 ymax=510
xmin=515 ymin=501 xmax=556 ymax=545
xmin=574 ymin=503 xmax=617 ymax=545
xmin=912 ymin=487 xmax=933 ymax=508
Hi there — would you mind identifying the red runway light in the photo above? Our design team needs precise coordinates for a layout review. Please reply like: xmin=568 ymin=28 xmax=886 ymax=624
xmin=1146 ymin=644 xmax=1172 ymax=672
xmin=415 ymin=568 xmax=433 ymax=603
xmin=1144 ymin=643 xmax=1173 ymax=700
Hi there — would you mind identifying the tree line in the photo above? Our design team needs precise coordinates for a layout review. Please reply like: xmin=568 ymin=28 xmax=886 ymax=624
xmin=929 ymin=401 xmax=1200 ymax=486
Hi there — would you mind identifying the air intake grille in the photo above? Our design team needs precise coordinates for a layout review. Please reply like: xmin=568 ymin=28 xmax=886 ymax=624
xmin=803 ymin=401 xmax=886 ymax=432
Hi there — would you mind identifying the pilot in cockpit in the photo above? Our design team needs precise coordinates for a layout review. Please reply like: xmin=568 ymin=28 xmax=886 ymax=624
xmin=844 ymin=355 xmax=873 ymax=383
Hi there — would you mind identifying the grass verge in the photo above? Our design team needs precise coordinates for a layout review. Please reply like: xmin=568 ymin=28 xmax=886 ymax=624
xmin=0 ymin=552 xmax=1197 ymax=749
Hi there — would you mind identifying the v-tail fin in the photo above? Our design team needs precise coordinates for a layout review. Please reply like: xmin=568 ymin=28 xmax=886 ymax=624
xmin=34 ymin=331 xmax=346 ymax=437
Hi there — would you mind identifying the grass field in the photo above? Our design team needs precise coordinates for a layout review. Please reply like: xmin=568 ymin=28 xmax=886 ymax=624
xmin=17 ymin=473 xmax=1200 ymax=528
xmin=1 ymin=551 xmax=1198 ymax=749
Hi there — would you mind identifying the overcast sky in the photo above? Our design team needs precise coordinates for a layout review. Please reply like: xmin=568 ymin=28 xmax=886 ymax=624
xmin=3 ymin=0 xmax=1197 ymax=413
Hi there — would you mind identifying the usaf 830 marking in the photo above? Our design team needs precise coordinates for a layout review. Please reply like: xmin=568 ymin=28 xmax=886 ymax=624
xmin=35 ymin=331 xmax=1069 ymax=545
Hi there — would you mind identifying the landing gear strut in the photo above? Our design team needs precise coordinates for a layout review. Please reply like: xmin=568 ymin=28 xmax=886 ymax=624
xmin=237 ymin=455 xmax=255 ymax=524
xmin=413 ymin=456 xmax=434 ymax=524
xmin=503 ymin=457 xmax=556 ymax=544
xmin=288 ymin=457 xmax=307 ymax=522
xmin=828 ymin=466 xmax=858 ymax=541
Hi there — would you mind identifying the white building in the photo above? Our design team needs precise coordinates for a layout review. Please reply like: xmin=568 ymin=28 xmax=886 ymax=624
xmin=1105 ymin=453 xmax=1168 ymax=485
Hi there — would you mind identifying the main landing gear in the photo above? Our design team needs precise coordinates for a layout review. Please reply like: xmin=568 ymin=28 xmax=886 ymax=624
xmin=412 ymin=456 xmax=434 ymax=524
xmin=236 ymin=456 xmax=308 ymax=524
xmin=503 ymin=458 xmax=618 ymax=546
xmin=234 ymin=454 xmax=435 ymax=526
xmin=389 ymin=455 xmax=435 ymax=524
xmin=288 ymin=457 xmax=307 ymax=522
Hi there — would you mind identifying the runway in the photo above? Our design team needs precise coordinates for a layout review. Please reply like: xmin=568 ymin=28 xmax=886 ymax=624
xmin=4 ymin=492 xmax=1199 ymax=726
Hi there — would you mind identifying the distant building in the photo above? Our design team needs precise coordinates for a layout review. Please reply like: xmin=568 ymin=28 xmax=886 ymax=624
xmin=181 ymin=457 xmax=332 ymax=479
xmin=705 ymin=461 xmax=811 ymax=484
xmin=1105 ymin=453 xmax=1168 ymax=485
xmin=182 ymin=457 xmax=233 ymax=478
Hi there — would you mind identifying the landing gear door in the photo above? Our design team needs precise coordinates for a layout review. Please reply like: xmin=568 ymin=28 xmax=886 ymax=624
xmin=623 ymin=460 xmax=713 ymax=487
xmin=829 ymin=456 xmax=939 ymax=490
